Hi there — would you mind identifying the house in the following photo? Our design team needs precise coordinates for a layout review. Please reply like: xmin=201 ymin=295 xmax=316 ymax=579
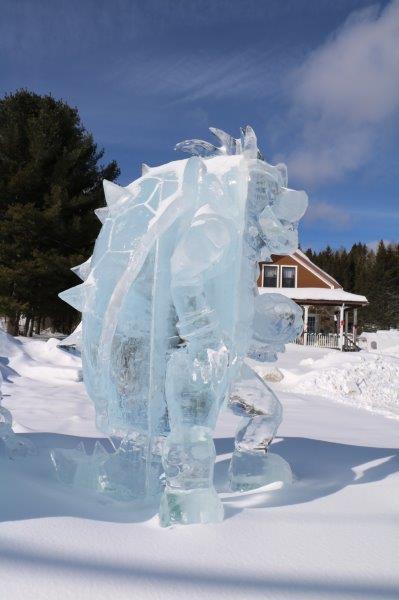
xmin=258 ymin=250 xmax=368 ymax=350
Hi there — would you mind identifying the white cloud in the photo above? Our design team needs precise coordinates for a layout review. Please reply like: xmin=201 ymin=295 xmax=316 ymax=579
xmin=367 ymin=239 xmax=395 ymax=251
xmin=304 ymin=201 xmax=351 ymax=229
xmin=286 ymin=1 xmax=399 ymax=185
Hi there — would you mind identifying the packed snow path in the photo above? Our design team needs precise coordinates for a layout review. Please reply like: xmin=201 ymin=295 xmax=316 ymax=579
xmin=0 ymin=335 xmax=398 ymax=600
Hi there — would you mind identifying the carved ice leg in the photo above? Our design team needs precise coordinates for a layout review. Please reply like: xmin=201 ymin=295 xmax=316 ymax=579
xmin=160 ymin=340 xmax=227 ymax=526
xmin=228 ymin=363 xmax=292 ymax=491
xmin=159 ymin=179 xmax=235 ymax=525
xmin=159 ymin=424 xmax=223 ymax=526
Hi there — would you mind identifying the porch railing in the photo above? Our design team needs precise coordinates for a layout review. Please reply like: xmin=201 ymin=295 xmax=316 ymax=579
xmin=295 ymin=332 xmax=340 ymax=349
xmin=343 ymin=332 xmax=361 ymax=351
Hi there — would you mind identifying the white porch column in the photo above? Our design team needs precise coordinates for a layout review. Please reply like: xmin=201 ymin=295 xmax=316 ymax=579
xmin=303 ymin=305 xmax=309 ymax=346
xmin=353 ymin=308 xmax=358 ymax=344
xmin=339 ymin=304 xmax=345 ymax=350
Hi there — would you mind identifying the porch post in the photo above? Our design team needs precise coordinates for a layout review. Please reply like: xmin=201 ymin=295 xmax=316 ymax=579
xmin=353 ymin=308 xmax=358 ymax=344
xmin=303 ymin=305 xmax=309 ymax=346
xmin=339 ymin=304 xmax=345 ymax=350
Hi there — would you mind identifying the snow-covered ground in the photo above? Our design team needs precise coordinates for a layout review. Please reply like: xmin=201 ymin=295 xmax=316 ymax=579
xmin=0 ymin=334 xmax=398 ymax=600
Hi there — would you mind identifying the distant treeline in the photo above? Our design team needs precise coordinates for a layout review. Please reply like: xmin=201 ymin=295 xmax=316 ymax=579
xmin=305 ymin=242 xmax=399 ymax=331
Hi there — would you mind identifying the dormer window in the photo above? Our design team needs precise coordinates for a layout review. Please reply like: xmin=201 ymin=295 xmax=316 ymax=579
xmin=281 ymin=266 xmax=296 ymax=288
xmin=263 ymin=265 xmax=278 ymax=287
xmin=261 ymin=263 xmax=298 ymax=287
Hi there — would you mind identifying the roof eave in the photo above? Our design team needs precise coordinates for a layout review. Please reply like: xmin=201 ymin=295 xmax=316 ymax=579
xmin=293 ymin=299 xmax=368 ymax=307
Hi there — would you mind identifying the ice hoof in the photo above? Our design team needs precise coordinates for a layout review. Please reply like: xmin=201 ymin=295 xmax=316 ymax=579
xmin=159 ymin=487 xmax=224 ymax=527
xmin=229 ymin=450 xmax=292 ymax=492
xmin=1 ymin=406 xmax=36 ymax=459
xmin=50 ymin=446 xmax=101 ymax=489
xmin=50 ymin=442 xmax=164 ymax=502
xmin=3 ymin=435 xmax=36 ymax=459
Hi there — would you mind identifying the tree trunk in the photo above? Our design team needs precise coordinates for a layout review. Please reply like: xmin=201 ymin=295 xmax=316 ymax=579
xmin=23 ymin=316 xmax=31 ymax=337
xmin=28 ymin=317 xmax=34 ymax=337
xmin=35 ymin=316 xmax=41 ymax=335
xmin=6 ymin=312 xmax=20 ymax=336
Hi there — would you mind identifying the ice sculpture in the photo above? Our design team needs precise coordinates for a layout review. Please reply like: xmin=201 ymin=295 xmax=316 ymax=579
xmin=0 ymin=370 xmax=35 ymax=459
xmin=55 ymin=126 xmax=307 ymax=525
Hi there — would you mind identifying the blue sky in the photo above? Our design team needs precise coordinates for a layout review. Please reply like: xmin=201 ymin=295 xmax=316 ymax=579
xmin=1 ymin=0 xmax=398 ymax=250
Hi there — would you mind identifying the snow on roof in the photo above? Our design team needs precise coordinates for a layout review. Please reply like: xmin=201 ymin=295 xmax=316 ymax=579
xmin=259 ymin=287 xmax=368 ymax=305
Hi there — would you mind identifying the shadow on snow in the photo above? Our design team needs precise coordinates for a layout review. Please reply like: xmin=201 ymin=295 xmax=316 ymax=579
xmin=0 ymin=433 xmax=398 ymax=525
xmin=0 ymin=539 xmax=398 ymax=599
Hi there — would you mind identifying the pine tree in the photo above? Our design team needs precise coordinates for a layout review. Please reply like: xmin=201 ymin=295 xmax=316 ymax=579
xmin=309 ymin=241 xmax=399 ymax=331
xmin=0 ymin=90 xmax=120 ymax=335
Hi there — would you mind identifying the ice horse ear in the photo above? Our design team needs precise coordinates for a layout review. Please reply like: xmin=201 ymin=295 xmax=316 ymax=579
xmin=240 ymin=125 xmax=259 ymax=160
xmin=209 ymin=127 xmax=237 ymax=155
xmin=276 ymin=163 xmax=288 ymax=187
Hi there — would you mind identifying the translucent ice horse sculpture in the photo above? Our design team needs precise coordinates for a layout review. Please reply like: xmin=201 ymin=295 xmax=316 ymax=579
xmin=55 ymin=126 xmax=307 ymax=525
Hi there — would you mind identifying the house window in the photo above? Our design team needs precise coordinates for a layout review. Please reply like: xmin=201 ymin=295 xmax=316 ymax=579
xmin=281 ymin=266 xmax=296 ymax=288
xmin=307 ymin=315 xmax=316 ymax=333
xmin=263 ymin=265 xmax=278 ymax=287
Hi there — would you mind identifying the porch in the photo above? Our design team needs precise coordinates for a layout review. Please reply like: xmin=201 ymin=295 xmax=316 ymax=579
xmin=296 ymin=303 xmax=362 ymax=351
xmin=259 ymin=287 xmax=368 ymax=352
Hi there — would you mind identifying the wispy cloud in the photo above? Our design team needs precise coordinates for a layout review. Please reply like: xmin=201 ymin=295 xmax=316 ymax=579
xmin=350 ymin=208 xmax=399 ymax=220
xmin=304 ymin=203 xmax=399 ymax=230
xmin=304 ymin=201 xmax=351 ymax=229
xmin=109 ymin=46 xmax=290 ymax=103
xmin=285 ymin=0 xmax=399 ymax=185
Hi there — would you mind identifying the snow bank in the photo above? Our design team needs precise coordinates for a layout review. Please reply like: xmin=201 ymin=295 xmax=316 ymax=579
xmin=0 ymin=334 xmax=90 ymax=435
xmin=0 ymin=328 xmax=22 ymax=358
xmin=358 ymin=329 xmax=399 ymax=357
xmin=275 ymin=345 xmax=399 ymax=420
